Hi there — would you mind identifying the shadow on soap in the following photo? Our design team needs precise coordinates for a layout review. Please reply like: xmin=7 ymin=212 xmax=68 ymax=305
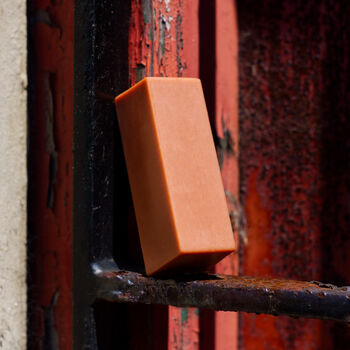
xmin=113 ymin=115 xmax=146 ymax=274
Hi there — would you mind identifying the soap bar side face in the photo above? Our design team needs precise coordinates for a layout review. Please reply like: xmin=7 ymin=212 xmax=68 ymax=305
xmin=147 ymin=79 xmax=235 ymax=254
xmin=115 ymin=80 xmax=180 ymax=275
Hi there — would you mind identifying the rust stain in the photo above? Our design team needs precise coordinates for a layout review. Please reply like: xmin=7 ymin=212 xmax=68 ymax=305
xmin=96 ymin=269 xmax=350 ymax=323
xmin=239 ymin=0 xmax=350 ymax=348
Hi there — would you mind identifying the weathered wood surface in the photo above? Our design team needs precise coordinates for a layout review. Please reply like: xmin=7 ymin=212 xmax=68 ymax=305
xmin=128 ymin=1 xmax=239 ymax=349
xmin=28 ymin=0 xmax=73 ymax=348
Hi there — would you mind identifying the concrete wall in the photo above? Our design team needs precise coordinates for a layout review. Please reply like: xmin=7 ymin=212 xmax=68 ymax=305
xmin=0 ymin=0 xmax=27 ymax=348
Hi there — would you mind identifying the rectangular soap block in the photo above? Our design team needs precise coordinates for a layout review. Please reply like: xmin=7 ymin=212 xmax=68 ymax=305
xmin=115 ymin=77 xmax=235 ymax=276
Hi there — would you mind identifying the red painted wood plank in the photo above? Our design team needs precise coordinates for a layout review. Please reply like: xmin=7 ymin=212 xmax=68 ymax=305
xmin=28 ymin=0 xmax=73 ymax=349
xmin=128 ymin=1 xmax=200 ymax=348
xmin=169 ymin=308 xmax=200 ymax=350
xmin=166 ymin=1 xmax=201 ymax=348
xmin=213 ymin=1 xmax=239 ymax=349
xmin=129 ymin=2 xmax=240 ymax=349
xmin=239 ymin=1 xmax=350 ymax=349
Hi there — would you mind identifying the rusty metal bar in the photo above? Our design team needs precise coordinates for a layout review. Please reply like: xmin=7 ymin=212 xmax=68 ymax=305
xmin=93 ymin=265 xmax=350 ymax=323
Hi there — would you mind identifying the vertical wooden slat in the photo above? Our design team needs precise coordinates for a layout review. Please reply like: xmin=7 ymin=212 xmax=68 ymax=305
xmin=129 ymin=1 xmax=240 ymax=349
xmin=182 ymin=1 xmax=200 ymax=78
xmin=168 ymin=308 xmax=200 ymax=350
xmin=213 ymin=1 xmax=239 ymax=349
xmin=28 ymin=0 xmax=73 ymax=348
xmin=128 ymin=1 xmax=201 ymax=348
xmin=167 ymin=1 xmax=201 ymax=348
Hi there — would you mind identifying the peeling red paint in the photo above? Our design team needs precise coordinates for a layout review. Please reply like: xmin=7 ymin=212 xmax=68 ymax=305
xmin=28 ymin=0 xmax=73 ymax=348
xmin=128 ymin=1 xmax=240 ymax=348
xmin=128 ymin=1 xmax=201 ymax=348
xmin=27 ymin=1 xmax=350 ymax=349
xmin=129 ymin=1 xmax=239 ymax=348
xmin=129 ymin=0 xmax=189 ymax=84
xmin=169 ymin=308 xmax=199 ymax=350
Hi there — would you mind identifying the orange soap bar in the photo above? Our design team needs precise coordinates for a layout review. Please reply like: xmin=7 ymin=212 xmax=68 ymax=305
xmin=115 ymin=77 xmax=235 ymax=276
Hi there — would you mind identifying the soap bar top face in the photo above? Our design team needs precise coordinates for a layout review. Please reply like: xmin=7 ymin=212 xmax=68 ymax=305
xmin=115 ymin=78 xmax=235 ymax=276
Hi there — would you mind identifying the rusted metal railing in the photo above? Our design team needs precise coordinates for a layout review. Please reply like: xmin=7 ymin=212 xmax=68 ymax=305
xmin=93 ymin=263 xmax=350 ymax=323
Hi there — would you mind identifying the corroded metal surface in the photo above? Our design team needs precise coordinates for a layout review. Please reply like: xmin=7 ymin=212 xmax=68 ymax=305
xmin=238 ymin=0 xmax=350 ymax=348
xmin=94 ymin=269 xmax=350 ymax=323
